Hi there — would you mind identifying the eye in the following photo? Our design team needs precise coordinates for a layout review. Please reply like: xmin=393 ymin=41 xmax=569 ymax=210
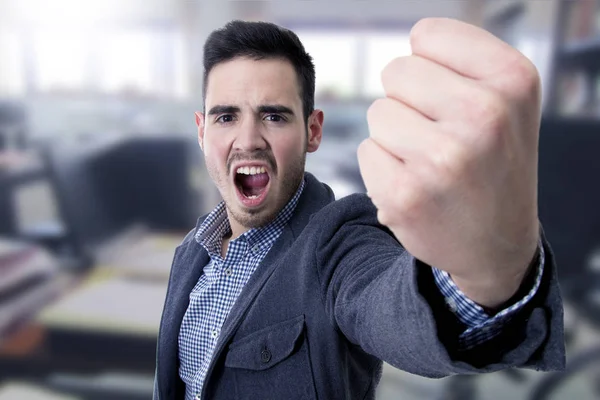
xmin=264 ymin=114 xmax=285 ymax=123
xmin=216 ymin=114 xmax=235 ymax=124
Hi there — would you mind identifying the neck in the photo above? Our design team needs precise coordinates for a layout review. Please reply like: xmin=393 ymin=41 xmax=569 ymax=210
xmin=228 ymin=220 xmax=249 ymax=243
xmin=221 ymin=216 xmax=252 ymax=258
xmin=220 ymin=231 xmax=232 ymax=258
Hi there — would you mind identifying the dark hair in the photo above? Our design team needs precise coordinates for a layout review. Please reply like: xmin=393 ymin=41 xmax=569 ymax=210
xmin=203 ymin=20 xmax=315 ymax=121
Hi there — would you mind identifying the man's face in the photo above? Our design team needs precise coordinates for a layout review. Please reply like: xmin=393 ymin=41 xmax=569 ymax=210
xmin=197 ymin=57 xmax=323 ymax=234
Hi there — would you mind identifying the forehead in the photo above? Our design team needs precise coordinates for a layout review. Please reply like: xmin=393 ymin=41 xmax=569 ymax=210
xmin=205 ymin=57 xmax=302 ymax=109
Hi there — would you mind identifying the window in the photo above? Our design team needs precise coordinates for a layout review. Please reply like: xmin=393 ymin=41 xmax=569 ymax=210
xmin=287 ymin=28 xmax=411 ymax=100
xmin=28 ymin=27 xmax=184 ymax=97
xmin=173 ymin=31 xmax=190 ymax=99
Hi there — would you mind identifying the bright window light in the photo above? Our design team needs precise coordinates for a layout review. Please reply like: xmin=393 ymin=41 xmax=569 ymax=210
xmin=0 ymin=29 xmax=25 ymax=96
xmin=173 ymin=31 xmax=190 ymax=99
xmin=33 ymin=30 xmax=87 ymax=92
xmin=98 ymin=30 xmax=154 ymax=95
xmin=297 ymin=32 xmax=359 ymax=99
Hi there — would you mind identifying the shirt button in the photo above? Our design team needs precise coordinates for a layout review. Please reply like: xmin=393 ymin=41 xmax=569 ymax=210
xmin=252 ymin=245 xmax=260 ymax=253
xmin=195 ymin=395 xmax=201 ymax=400
xmin=445 ymin=297 xmax=458 ymax=313
xmin=261 ymin=349 xmax=272 ymax=363
xmin=211 ymin=329 xmax=219 ymax=339
xmin=225 ymin=268 xmax=233 ymax=276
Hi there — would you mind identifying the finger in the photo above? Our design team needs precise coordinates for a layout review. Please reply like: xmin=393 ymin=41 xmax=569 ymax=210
xmin=357 ymin=138 xmax=409 ymax=218
xmin=367 ymin=98 xmax=440 ymax=162
xmin=381 ymin=54 xmax=478 ymax=122
xmin=410 ymin=18 xmax=524 ymax=82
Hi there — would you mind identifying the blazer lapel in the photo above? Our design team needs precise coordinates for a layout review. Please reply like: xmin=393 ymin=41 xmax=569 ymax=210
xmin=157 ymin=239 xmax=209 ymax=399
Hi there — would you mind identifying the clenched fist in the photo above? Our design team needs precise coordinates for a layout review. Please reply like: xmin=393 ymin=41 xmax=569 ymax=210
xmin=358 ymin=18 xmax=541 ymax=309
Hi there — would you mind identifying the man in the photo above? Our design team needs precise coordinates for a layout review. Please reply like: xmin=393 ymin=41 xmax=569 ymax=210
xmin=154 ymin=18 xmax=565 ymax=400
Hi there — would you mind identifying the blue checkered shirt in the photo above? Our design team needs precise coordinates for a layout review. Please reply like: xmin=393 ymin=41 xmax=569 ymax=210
xmin=178 ymin=177 xmax=544 ymax=398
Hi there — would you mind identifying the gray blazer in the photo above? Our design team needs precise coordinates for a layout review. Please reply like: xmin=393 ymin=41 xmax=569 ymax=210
xmin=154 ymin=173 xmax=565 ymax=399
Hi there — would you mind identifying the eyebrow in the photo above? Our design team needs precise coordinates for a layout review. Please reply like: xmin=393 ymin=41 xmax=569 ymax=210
xmin=258 ymin=105 xmax=295 ymax=116
xmin=207 ymin=105 xmax=240 ymax=115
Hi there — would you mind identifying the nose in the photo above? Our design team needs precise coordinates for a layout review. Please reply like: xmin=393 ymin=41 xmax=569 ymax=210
xmin=233 ymin=118 xmax=268 ymax=152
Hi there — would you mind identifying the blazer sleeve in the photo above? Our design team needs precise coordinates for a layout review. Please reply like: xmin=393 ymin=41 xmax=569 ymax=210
xmin=314 ymin=194 xmax=565 ymax=378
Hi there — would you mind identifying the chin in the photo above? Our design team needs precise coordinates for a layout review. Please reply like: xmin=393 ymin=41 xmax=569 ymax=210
xmin=228 ymin=202 xmax=279 ymax=230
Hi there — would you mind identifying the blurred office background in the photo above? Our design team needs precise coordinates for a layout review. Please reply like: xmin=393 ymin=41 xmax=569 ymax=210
xmin=0 ymin=0 xmax=599 ymax=398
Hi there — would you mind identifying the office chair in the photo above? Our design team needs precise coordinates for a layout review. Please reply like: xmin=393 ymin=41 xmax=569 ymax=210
xmin=41 ymin=137 xmax=133 ymax=267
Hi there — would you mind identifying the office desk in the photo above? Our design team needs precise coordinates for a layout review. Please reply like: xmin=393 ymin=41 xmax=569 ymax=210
xmin=0 ymin=231 xmax=182 ymax=400
xmin=0 ymin=324 xmax=157 ymax=379
xmin=0 ymin=271 xmax=166 ymax=399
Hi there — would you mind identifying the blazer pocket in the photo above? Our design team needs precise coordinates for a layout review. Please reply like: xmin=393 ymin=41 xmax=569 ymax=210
xmin=224 ymin=315 xmax=316 ymax=400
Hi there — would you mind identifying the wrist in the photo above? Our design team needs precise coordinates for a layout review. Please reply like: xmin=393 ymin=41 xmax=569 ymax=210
xmin=450 ymin=242 xmax=540 ymax=310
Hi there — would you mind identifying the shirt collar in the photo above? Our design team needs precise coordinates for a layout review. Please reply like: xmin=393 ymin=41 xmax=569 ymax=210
xmin=195 ymin=176 xmax=305 ymax=257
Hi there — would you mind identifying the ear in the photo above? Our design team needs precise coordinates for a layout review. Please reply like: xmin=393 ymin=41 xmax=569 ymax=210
xmin=195 ymin=112 xmax=205 ymax=151
xmin=306 ymin=109 xmax=324 ymax=153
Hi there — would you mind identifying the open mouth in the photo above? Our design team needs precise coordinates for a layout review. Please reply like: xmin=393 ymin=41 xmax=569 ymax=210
xmin=234 ymin=165 xmax=271 ymax=207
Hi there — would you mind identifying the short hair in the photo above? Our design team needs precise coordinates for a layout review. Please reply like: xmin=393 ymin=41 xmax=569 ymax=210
xmin=203 ymin=20 xmax=315 ymax=121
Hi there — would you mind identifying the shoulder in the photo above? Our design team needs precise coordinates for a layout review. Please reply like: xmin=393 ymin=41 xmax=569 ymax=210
xmin=180 ymin=228 xmax=198 ymax=246
xmin=304 ymin=193 xmax=395 ymax=246
xmin=177 ymin=212 xmax=210 ymax=249
xmin=312 ymin=193 xmax=380 ymax=229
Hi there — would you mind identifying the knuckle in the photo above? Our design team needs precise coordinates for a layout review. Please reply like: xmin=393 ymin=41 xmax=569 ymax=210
xmin=357 ymin=138 xmax=370 ymax=159
xmin=465 ymin=90 xmax=508 ymax=131
xmin=511 ymin=58 xmax=541 ymax=99
xmin=410 ymin=18 xmax=435 ymax=50
xmin=428 ymin=137 xmax=467 ymax=182
xmin=374 ymin=176 xmax=424 ymax=227
xmin=357 ymin=141 xmax=378 ymax=182
xmin=381 ymin=57 xmax=408 ymax=92
xmin=366 ymin=98 xmax=387 ymax=125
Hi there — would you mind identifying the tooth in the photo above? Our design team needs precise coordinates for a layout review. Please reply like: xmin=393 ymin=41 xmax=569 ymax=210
xmin=236 ymin=167 xmax=243 ymax=174
xmin=259 ymin=167 xmax=265 ymax=173
xmin=247 ymin=194 xmax=257 ymax=199
xmin=250 ymin=166 xmax=256 ymax=175
xmin=242 ymin=167 xmax=249 ymax=174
